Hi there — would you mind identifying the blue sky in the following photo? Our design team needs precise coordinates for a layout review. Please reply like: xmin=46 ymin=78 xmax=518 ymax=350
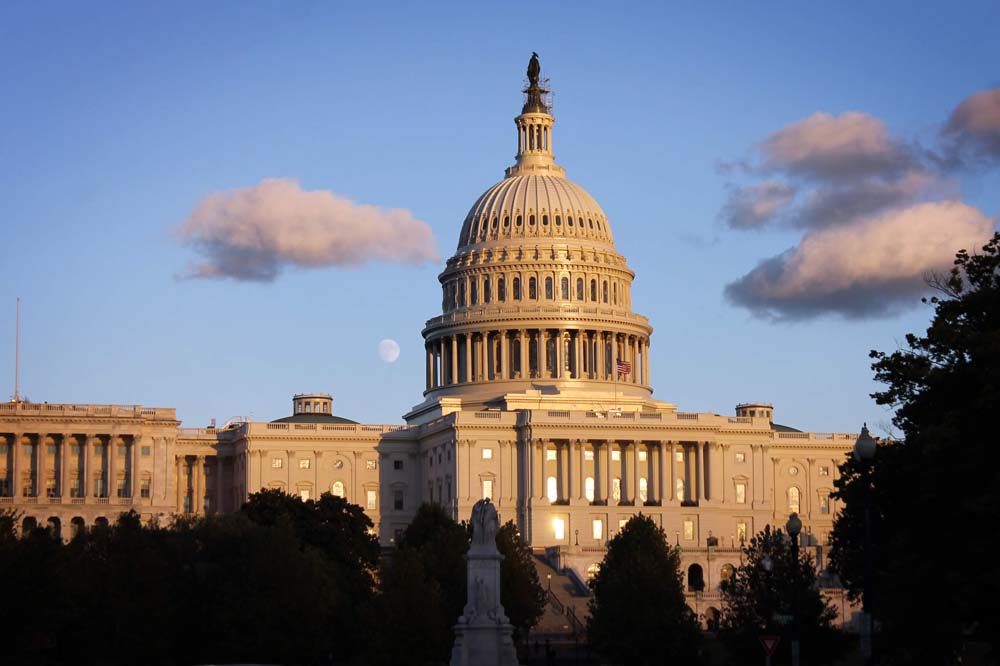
xmin=2 ymin=2 xmax=998 ymax=435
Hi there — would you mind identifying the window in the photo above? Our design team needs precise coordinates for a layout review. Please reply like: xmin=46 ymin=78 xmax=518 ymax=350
xmin=272 ymin=458 xmax=283 ymax=469
xmin=546 ymin=449 xmax=557 ymax=461
xmin=547 ymin=476 xmax=558 ymax=503
xmin=0 ymin=443 xmax=7 ymax=455
xmin=366 ymin=490 xmax=377 ymax=510
xmin=513 ymin=277 xmax=521 ymax=300
xmin=735 ymin=452 xmax=746 ymax=463
xmin=561 ymin=277 xmax=570 ymax=300
xmin=585 ymin=449 xmax=594 ymax=461
xmin=545 ymin=277 xmax=553 ymax=300
xmin=553 ymin=517 xmax=565 ymax=540
xmin=735 ymin=482 xmax=746 ymax=504
xmin=498 ymin=277 xmax=506 ymax=301
xmin=618 ymin=519 xmax=628 ymax=531
xmin=393 ymin=490 xmax=404 ymax=511
xmin=471 ymin=280 xmax=478 ymax=305
xmin=602 ymin=281 xmax=608 ymax=303
xmin=639 ymin=477 xmax=648 ymax=503
xmin=529 ymin=277 xmax=537 ymax=299
xmin=613 ymin=283 xmax=617 ymax=305
xmin=116 ymin=480 xmax=127 ymax=498
xmin=45 ymin=479 xmax=57 ymax=497
xmin=482 ymin=448 xmax=493 ymax=460
xmin=611 ymin=450 xmax=621 ymax=462
xmin=70 ymin=444 xmax=80 ymax=456
xmin=585 ymin=477 xmax=595 ymax=502
xmin=788 ymin=486 xmax=800 ymax=513
xmin=576 ymin=278 xmax=584 ymax=300
xmin=141 ymin=446 xmax=151 ymax=457
xmin=590 ymin=279 xmax=597 ymax=301
xmin=592 ymin=519 xmax=603 ymax=540
xmin=300 ymin=488 xmax=311 ymax=501
xmin=482 ymin=479 xmax=493 ymax=500
xmin=676 ymin=478 xmax=685 ymax=501
xmin=820 ymin=493 xmax=831 ymax=514
xmin=47 ymin=444 xmax=57 ymax=456
xmin=675 ymin=450 xmax=684 ymax=462
xmin=393 ymin=459 xmax=403 ymax=470
xmin=484 ymin=277 xmax=492 ymax=303
xmin=612 ymin=478 xmax=621 ymax=503
xmin=332 ymin=481 xmax=345 ymax=497
xmin=819 ymin=466 xmax=830 ymax=476
xmin=117 ymin=445 xmax=127 ymax=456
xmin=70 ymin=478 xmax=82 ymax=498
xmin=638 ymin=450 xmax=647 ymax=462
xmin=683 ymin=518 xmax=694 ymax=541
xmin=140 ymin=478 xmax=150 ymax=499
xmin=737 ymin=521 xmax=748 ymax=543
xmin=366 ymin=460 xmax=378 ymax=471
xmin=299 ymin=459 xmax=311 ymax=469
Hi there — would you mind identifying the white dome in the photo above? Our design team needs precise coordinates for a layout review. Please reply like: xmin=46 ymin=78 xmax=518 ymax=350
xmin=457 ymin=174 xmax=614 ymax=249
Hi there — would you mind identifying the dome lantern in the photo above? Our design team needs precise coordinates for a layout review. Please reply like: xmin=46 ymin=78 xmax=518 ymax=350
xmin=506 ymin=53 xmax=565 ymax=179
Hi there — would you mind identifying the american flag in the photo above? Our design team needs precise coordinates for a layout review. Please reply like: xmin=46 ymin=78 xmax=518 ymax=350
xmin=616 ymin=359 xmax=632 ymax=375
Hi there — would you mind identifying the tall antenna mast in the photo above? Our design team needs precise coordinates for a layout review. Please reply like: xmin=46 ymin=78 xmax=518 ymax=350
xmin=13 ymin=297 xmax=20 ymax=403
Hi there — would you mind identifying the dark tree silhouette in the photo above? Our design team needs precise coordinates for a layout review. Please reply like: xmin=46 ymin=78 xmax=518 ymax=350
xmin=496 ymin=520 xmax=545 ymax=642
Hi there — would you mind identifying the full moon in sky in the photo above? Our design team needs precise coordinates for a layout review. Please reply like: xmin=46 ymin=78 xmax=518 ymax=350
xmin=378 ymin=339 xmax=401 ymax=363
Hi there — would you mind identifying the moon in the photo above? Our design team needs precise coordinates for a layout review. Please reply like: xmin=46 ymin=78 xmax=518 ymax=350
xmin=378 ymin=338 xmax=401 ymax=363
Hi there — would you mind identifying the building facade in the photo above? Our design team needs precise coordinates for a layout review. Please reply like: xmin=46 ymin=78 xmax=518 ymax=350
xmin=1 ymin=57 xmax=858 ymax=619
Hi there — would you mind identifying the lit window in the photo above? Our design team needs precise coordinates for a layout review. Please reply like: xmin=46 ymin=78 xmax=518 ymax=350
xmin=584 ymin=450 xmax=594 ymax=461
xmin=553 ymin=518 xmax=565 ymax=540
xmin=393 ymin=490 xmax=404 ymax=511
xmin=482 ymin=479 xmax=493 ymax=500
xmin=272 ymin=458 xmax=283 ymax=469
xmin=141 ymin=446 xmax=151 ymax=457
xmin=546 ymin=449 xmax=557 ymax=461
xmin=735 ymin=482 xmax=746 ymax=504
xmin=547 ymin=476 xmax=558 ymax=503
xmin=300 ymin=489 xmax=310 ymax=501
xmin=638 ymin=450 xmax=647 ymax=462
xmin=676 ymin=478 xmax=685 ymax=501
xmin=482 ymin=448 xmax=493 ymax=460
xmin=788 ymin=487 xmax=800 ymax=513
xmin=612 ymin=478 xmax=621 ymax=503
xmin=737 ymin=522 xmax=748 ymax=543
xmin=561 ymin=277 xmax=570 ymax=300
xmin=820 ymin=494 xmax=831 ymax=514
xmin=819 ymin=466 xmax=830 ymax=476
xmin=735 ymin=452 xmax=746 ymax=463
xmin=592 ymin=519 xmax=603 ymax=540
xmin=618 ymin=519 xmax=628 ymax=531
xmin=393 ymin=460 xmax=403 ymax=470
xmin=683 ymin=519 xmax=694 ymax=541
xmin=299 ymin=459 xmax=311 ymax=469
xmin=675 ymin=451 xmax=684 ymax=462
xmin=585 ymin=477 xmax=595 ymax=502
xmin=140 ymin=479 xmax=151 ymax=499
xmin=366 ymin=460 xmax=378 ymax=471
xmin=332 ymin=481 xmax=345 ymax=497
xmin=639 ymin=478 xmax=648 ymax=503
xmin=366 ymin=490 xmax=377 ymax=510
xmin=611 ymin=450 xmax=621 ymax=462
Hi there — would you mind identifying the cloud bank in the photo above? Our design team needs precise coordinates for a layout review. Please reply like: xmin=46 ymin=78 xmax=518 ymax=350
xmin=177 ymin=178 xmax=438 ymax=281
xmin=719 ymin=88 xmax=999 ymax=320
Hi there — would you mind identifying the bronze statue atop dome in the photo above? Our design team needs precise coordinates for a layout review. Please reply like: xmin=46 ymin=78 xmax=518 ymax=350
xmin=527 ymin=52 xmax=540 ymax=86
xmin=522 ymin=52 xmax=549 ymax=114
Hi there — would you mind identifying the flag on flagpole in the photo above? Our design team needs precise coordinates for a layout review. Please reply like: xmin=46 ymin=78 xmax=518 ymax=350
xmin=616 ymin=359 xmax=632 ymax=376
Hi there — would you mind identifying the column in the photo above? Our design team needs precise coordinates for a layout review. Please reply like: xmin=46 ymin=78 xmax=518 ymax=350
xmin=721 ymin=444 xmax=729 ymax=504
xmin=556 ymin=329 xmax=565 ymax=378
xmin=577 ymin=439 xmax=585 ymax=501
xmin=175 ymin=456 xmax=184 ymax=512
xmin=566 ymin=441 xmax=575 ymax=502
xmin=84 ymin=436 xmax=94 ymax=500
xmin=519 ymin=330 xmax=528 ymax=379
xmin=196 ymin=455 xmax=206 ymax=514
xmin=540 ymin=440 xmax=548 ymax=500
xmin=702 ymin=442 xmax=711 ymax=502
xmin=36 ymin=435 xmax=46 ymax=498
xmin=437 ymin=337 xmax=446 ymax=385
xmin=109 ymin=437 xmax=119 ymax=499
xmin=464 ymin=334 xmax=473 ymax=383
xmin=605 ymin=442 xmax=614 ymax=504
xmin=539 ymin=330 xmax=548 ymax=378
xmin=669 ymin=442 xmax=676 ymax=503
xmin=657 ymin=442 xmax=666 ymax=503
xmin=451 ymin=336 xmax=459 ymax=384
xmin=644 ymin=338 xmax=651 ymax=386
xmin=479 ymin=334 xmax=487 ymax=381
xmin=695 ymin=442 xmax=704 ymax=503
xmin=620 ymin=442 xmax=629 ymax=503
xmin=131 ymin=438 xmax=141 ymax=499
xmin=11 ymin=433 xmax=21 ymax=499
xmin=60 ymin=435 xmax=70 ymax=498
xmin=633 ymin=441 xmax=641 ymax=504
xmin=425 ymin=344 xmax=432 ymax=389
xmin=500 ymin=331 xmax=509 ymax=379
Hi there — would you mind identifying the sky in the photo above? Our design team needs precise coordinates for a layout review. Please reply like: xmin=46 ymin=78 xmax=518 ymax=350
xmin=2 ymin=2 xmax=998 ymax=436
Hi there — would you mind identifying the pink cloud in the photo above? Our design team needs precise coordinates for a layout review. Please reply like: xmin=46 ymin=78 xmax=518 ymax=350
xmin=943 ymin=87 xmax=1000 ymax=163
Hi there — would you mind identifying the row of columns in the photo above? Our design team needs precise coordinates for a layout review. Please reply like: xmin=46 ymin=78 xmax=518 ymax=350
xmin=524 ymin=440 xmax=721 ymax=506
xmin=517 ymin=119 xmax=551 ymax=154
xmin=174 ymin=454 xmax=227 ymax=515
xmin=2 ymin=433 xmax=141 ymax=501
xmin=443 ymin=273 xmax=631 ymax=312
xmin=425 ymin=330 xmax=650 ymax=389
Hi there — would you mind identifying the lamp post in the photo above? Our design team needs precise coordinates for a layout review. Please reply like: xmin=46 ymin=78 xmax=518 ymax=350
xmin=854 ymin=423 xmax=877 ymax=664
xmin=707 ymin=533 xmax=718 ymax=591
xmin=786 ymin=512 xmax=802 ymax=666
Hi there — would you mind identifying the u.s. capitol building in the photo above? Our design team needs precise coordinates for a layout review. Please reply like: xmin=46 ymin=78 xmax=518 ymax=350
xmin=1 ymin=56 xmax=858 ymax=611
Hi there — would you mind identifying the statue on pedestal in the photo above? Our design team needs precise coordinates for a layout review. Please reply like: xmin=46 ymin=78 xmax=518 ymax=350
xmin=450 ymin=499 xmax=521 ymax=666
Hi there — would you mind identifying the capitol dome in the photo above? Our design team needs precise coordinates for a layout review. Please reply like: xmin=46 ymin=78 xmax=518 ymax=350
xmin=416 ymin=54 xmax=653 ymax=412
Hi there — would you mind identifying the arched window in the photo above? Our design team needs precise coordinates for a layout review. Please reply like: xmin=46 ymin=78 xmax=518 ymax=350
xmin=503 ymin=215 xmax=509 ymax=228
xmin=687 ymin=564 xmax=705 ymax=592
xmin=547 ymin=476 xmax=558 ymax=503
xmin=545 ymin=277 xmax=554 ymax=300
xmin=458 ymin=281 xmax=466 ymax=306
xmin=332 ymin=481 xmax=345 ymax=498
xmin=576 ymin=278 xmax=584 ymax=301
xmin=542 ymin=215 xmax=549 ymax=226
xmin=613 ymin=283 xmax=618 ymax=305
xmin=561 ymin=277 xmax=570 ymax=300
xmin=639 ymin=477 xmax=648 ymax=503
xmin=516 ymin=215 xmax=522 ymax=227
xmin=498 ymin=277 xmax=506 ymax=301
xmin=471 ymin=280 xmax=478 ymax=305
xmin=788 ymin=486 xmax=800 ymax=513
xmin=590 ymin=279 xmax=597 ymax=302
xmin=589 ymin=218 xmax=594 ymax=229
xmin=603 ymin=281 xmax=609 ymax=303
xmin=555 ymin=215 xmax=561 ymax=226
xmin=676 ymin=478 xmax=685 ymax=501
xmin=585 ymin=476 xmax=595 ymax=502
xmin=612 ymin=478 xmax=621 ymax=503
xmin=529 ymin=277 xmax=537 ymax=300
xmin=568 ymin=216 xmax=574 ymax=227
xmin=529 ymin=215 xmax=536 ymax=226
xmin=484 ymin=276 xmax=492 ymax=303
xmin=513 ymin=277 xmax=521 ymax=300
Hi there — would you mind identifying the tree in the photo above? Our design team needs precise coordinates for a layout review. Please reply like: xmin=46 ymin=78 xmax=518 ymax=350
xmin=831 ymin=233 xmax=1000 ymax=663
xmin=495 ymin=521 xmax=546 ymax=642
xmin=587 ymin=514 xmax=701 ymax=665
xmin=719 ymin=525 xmax=844 ymax=665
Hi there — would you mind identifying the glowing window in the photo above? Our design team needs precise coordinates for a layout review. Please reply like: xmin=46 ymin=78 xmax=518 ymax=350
xmin=299 ymin=459 xmax=311 ymax=469
xmin=611 ymin=450 xmax=621 ymax=462
xmin=592 ymin=519 xmax=603 ymax=540
xmin=585 ymin=477 xmax=595 ymax=502
xmin=675 ymin=451 xmax=684 ymax=462
xmin=547 ymin=476 xmax=558 ymax=503
xmin=639 ymin=477 xmax=648 ymax=503
xmin=683 ymin=519 xmax=694 ymax=541
xmin=735 ymin=452 xmax=746 ymax=463
xmin=553 ymin=518 xmax=565 ymax=540
xmin=366 ymin=490 xmax=377 ymax=510
xmin=737 ymin=521 xmax=748 ymax=543
xmin=584 ymin=450 xmax=594 ymax=461
xmin=735 ymin=482 xmax=746 ymax=504
xmin=332 ymin=481 xmax=345 ymax=498
xmin=271 ymin=458 xmax=283 ymax=469
xmin=820 ymin=493 xmax=830 ymax=514
xmin=299 ymin=489 xmax=310 ymax=501
xmin=788 ymin=486 xmax=800 ymax=514
xmin=676 ymin=478 xmax=685 ymax=501
xmin=366 ymin=460 xmax=378 ymax=471
xmin=483 ymin=479 xmax=493 ymax=500
xmin=612 ymin=478 xmax=621 ymax=503
xmin=546 ymin=449 xmax=557 ymax=461
xmin=819 ymin=466 xmax=830 ymax=476
xmin=482 ymin=448 xmax=493 ymax=460
xmin=638 ymin=450 xmax=647 ymax=462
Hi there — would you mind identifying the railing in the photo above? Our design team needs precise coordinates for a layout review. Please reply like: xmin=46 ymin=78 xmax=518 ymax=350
xmin=474 ymin=411 xmax=503 ymax=419
xmin=565 ymin=605 xmax=586 ymax=637
xmin=676 ymin=413 xmax=699 ymax=420
xmin=639 ymin=413 xmax=662 ymax=420
xmin=546 ymin=588 xmax=564 ymax=615
xmin=0 ymin=402 xmax=176 ymax=419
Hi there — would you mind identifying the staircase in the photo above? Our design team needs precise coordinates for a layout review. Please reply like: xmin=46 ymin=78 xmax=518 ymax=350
xmin=532 ymin=555 xmax=588 ymax=637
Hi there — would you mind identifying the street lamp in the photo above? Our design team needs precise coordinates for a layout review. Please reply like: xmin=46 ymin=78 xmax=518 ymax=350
xmin=854 ymin=423 xmax=877 ymax=664
xmin=546 ymin=573 xmax=552 ymax=593
xmin=786 ymin=512 xmax=802 ymax=666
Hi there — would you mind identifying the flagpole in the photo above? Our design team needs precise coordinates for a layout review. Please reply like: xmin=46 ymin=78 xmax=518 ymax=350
xmin=13 ymin=297 xmax=20 ymax=403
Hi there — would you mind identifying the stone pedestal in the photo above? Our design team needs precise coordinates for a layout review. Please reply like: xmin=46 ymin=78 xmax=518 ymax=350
xmin=450 ymin=499 xmax=520 ymax=666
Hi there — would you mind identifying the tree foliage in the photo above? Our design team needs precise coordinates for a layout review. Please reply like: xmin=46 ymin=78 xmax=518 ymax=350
xmin=719 ymin=525 xmax=844 ymax=665
xmin=496 ymin=521 xmax=546 ymax=641
xmin=587 ymin=514 xmax=701 ymax=665
xmin=830 ymin=232 xmax=1000 ymax=663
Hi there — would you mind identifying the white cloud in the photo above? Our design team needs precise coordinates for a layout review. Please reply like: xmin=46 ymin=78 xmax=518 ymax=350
xmin=176 ymin=178 xmax=438 ymax=281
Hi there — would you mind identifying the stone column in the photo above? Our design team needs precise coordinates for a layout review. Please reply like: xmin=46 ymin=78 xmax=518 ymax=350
xmin=131 ymin=437 xmax=141 ymax=499
xmin=605 ymin=442 xmax=613 ymax=504
xmin=60 ymin=435 xmax=70 ymax=498
xmin=479 ymin=334 xmax=487 ymax=381
xmin=669 ymin=442 xmax=676 ymax=503
xmin=11 ymin=433 xmax=21 ymax=499
xmin=451 ymin=336 xmax=459 ymax=384
xmin=644 ymin=338 xmax=651 ymax=386
xmin=465 ymin=334 xmax=473 ymax=383
xmin=597 ymin=333 xmax=605 ymax=379
xmin=36 ymin=435 xmax=46 ymax=498
xmin=439 ymin=337 xmax=448 ymax=385
xmin=577 ymin=439 xmax=585 ymax=502
xmin=702 ymin=442 xmax=711 ymax=502
xmin=83 ymin=436 xmax=93 ymax=500
xmin=176 ymin=456 xmax=184 ymax=512
xmin=215 ymin=456 xmax=226 ymax=513
xmin=194 ymin=456 xmax=204 ymax=514
xmin=426 ymin=344 xmax=433 ymax=389
xmin=540 ymin=440 xmax=548 ymax=500
xmin=539 ymin=330 xmax=548 ymax=378
xmin=633 ymin=441 xmax=641 ymax=504
xmin=658 ymin=442 xmax=666 ymax=503
xmin=566 ymin=441 xmax=575 ymax=502
xmin=500 ymin=331 xmax=509 ymax=380
xmin=555 ymin=330 xmax=564 ymax=378
xmin=620 ymin=442 xmax=629 ymax=503
xmin=519 ymin=330 xmax=528 ymax=379
xmin=695 ymin=442 xmax=704 ymax=503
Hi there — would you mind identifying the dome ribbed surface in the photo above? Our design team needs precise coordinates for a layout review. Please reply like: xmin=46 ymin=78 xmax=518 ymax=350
xmin=457 ymin=175 xmax=614 ymax=249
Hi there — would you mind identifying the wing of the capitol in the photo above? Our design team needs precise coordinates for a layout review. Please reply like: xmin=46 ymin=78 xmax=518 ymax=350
xmin=0 ymin=57 xmax=859 ymax=618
